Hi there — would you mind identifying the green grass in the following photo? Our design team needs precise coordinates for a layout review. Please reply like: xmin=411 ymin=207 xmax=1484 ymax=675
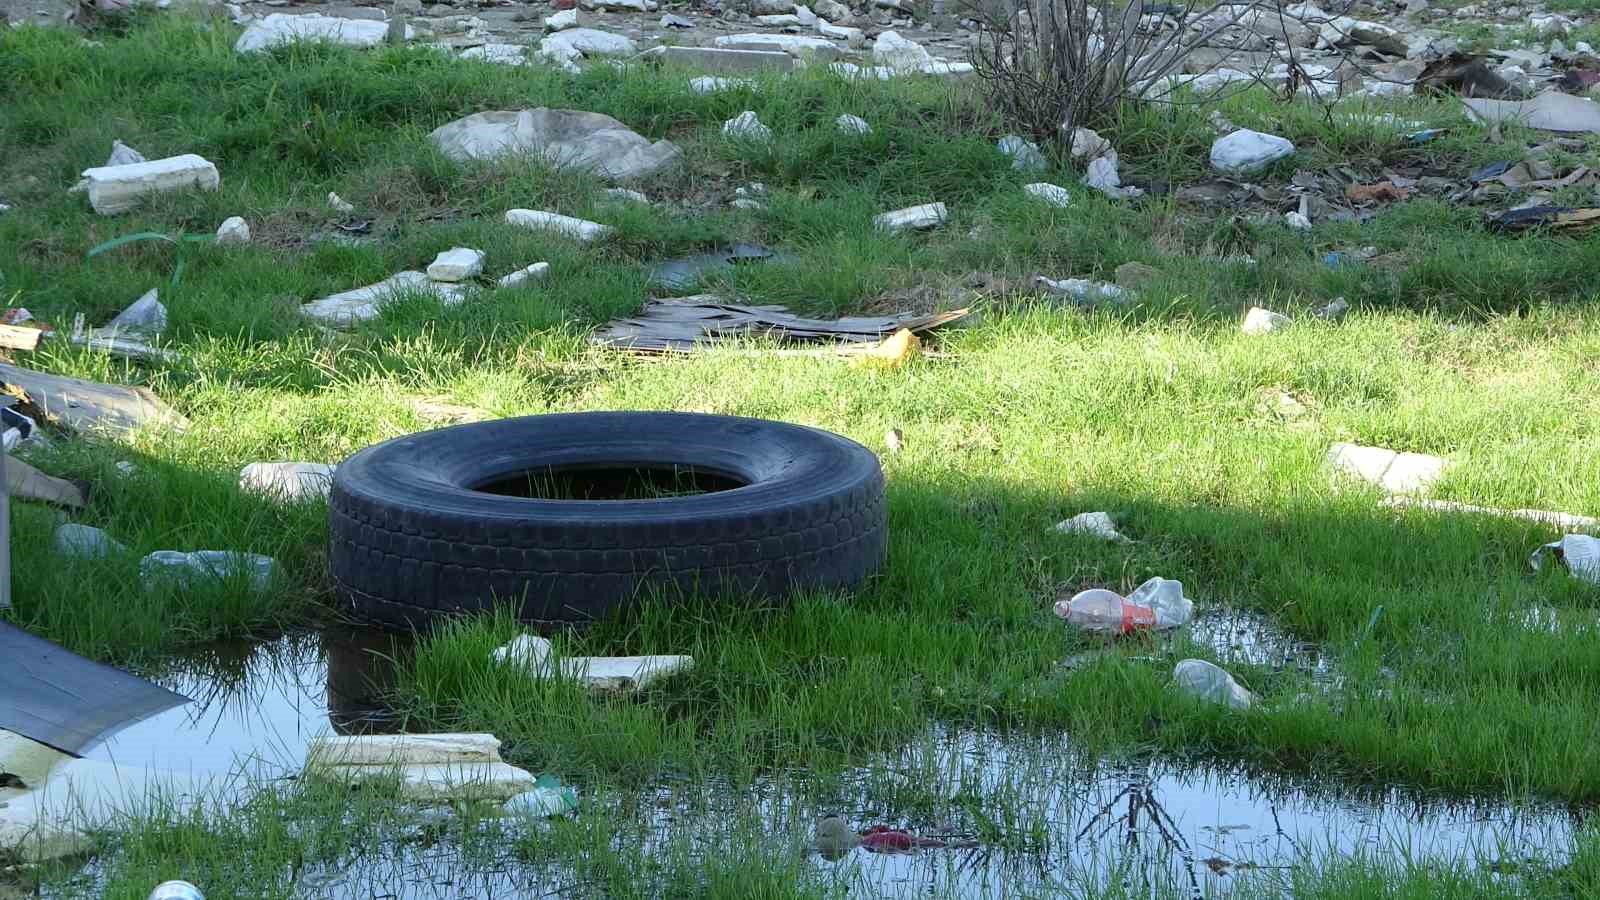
xmin=4 ymin=11 xmax=1600 ymax=898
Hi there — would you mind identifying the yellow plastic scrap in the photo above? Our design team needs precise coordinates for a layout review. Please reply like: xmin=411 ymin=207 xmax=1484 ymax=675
xmin=857 ymin=328 xmax=921 ymax=368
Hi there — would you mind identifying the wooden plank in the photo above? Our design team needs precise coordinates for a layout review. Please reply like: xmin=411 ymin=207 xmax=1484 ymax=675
xmin=0 ymin=325 xmax=44 ymax=352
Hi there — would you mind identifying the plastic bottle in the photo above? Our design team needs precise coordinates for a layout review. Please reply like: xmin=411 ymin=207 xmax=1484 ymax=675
xmin=148 ymin=882 xmax=204 ymax=900
xmin=502 ymin=774 xmax=578 ymax=818
xmin=1173 ymin=659 xmax=1254 ymax=710
xmin=1053 ymin=577 xmax=1193 ymax=634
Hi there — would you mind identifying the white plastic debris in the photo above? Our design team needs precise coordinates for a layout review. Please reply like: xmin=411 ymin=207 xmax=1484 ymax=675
xmin=1055 ymin=577 xmax=1192 ymax=633
xmin=491 ymin=634 xmax=694 ymax=693
xmin=147 ymin=881 xmax=204 ymax=900
xmin=874 ymin=202 xmax=947 ymax=232
xmin=304 ymin=733 xmax=536 ymax=802
xmin=722 ymin=110 xmax=773 ymax=142
xmin=139 ymin=550 xmax=279 ymax=593
xmin=302 ymin=271 xmax=466 ymax=326
xmin=1082 ymin=155 xmax=1143 ymax=200
xmin=1314 ymin=297 xmax=1349 ymax=320
xmin=327 ymin=192 xmax=355 ymax=213
xmin=1173 ymin=659 xmax=1255 ymax=709
xmin=80 ymin=155 xmax=220 ymax=215
xmin=1209 ymin=129 xmax=1295 ymax=175
xmin=1241 ymin=306 xmax=1291 ymax=334
xmin=1284 ymin=211 xmax=1312 ymax=231
xmin=1023 ymin=182 xmax=1071 ymax=208
xmin=998 ymin=135 xmax=1046 ymax=171
xmin=497 ymin=262 xmax=551 ymax=288
xmin=503 ymin=780 xmax=578 ymax=817
xmin=53 ymin=523 xmax=128 ymax=559
xmin=835 ymin=113 xmax=872 ymax=135
xmin=426 ymin=247 xmax=485 ymax=283
xmin=690 ymin=75 xmax=755 ymax=94
xmin=1531 ymin=534 xmax=1600 ymax=586
xmin=239 ymin=462 xmax=335 ymax=502
xmin=504 ymin=209 xmax=612 ymax=242
xmin=107 ymin=140 xmax=146 ymax=167
xmin=106 ymin=288 xmax=167 ymax=334
xmin=215 ymin=215 xmax=250 ymax=245
xmin=1069 ymin=127 xmax=1113 ymax=162
xmin=1053 ymin=511 xmax=1129 ymax=543
xmin=1035 ymin=276 xmax=1126 ymax=303
xmin=1327 ymin=442 xmax=1448 ymax=494
xmin=872 ymin=30 xmax=932 ymax=70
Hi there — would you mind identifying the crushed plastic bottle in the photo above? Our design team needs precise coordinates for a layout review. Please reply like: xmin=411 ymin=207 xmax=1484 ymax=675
xmin=502 ymin=774 xmax=578 ymax=817
xmin=148 ymin=881 xmax=204 ymax=900
xmin=1173 ymin=659 xmax=1254 ymax=710
xmin=1053 ymin=577 xmax=1193 ymax=634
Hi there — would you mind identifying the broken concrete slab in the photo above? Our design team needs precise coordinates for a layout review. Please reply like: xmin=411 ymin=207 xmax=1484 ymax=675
xmin=1462 ymin=91 xmax=1600 ymax=135
xmin=80 ymin=154 xmax=219 ymax=215
xmin=873 ymin=29 xmax=932 ymax=70
xmin=639 ymin=44 xmax=798 ymax=73
xmin=239 ymin=461 xmax=335 ymax=502
xmin=497 ymin=262 xmax=551 ymax=288
xmin=491 ymin=634 xmax=694 ymax=693
xmin=538 ymin=26 xmax=636 ymax=61
xmin=302 ymin=271 xmax=466 ymax=327
xmin=505 ymin=209 xmax=612 ymax=241
xmin=0 ymin=363 xmax=190 ymax=434
xmin=691 ymin=75 xmax=756 ymax=94
xmin=874 ymin=202 xmax=947 ymax=232
xmin=234 ymin=13 xmax=410 ymax=53
xmin=426 ymin=247 xmax=485 ymax=282
xmin=306 ymin=733 xmax=503 ymax=767
xmin=304 ymin=733 xmax=536 ymax=802
xmin=1328 ymin=442 xmax=1448 ymax=494
xmin=713 ymin=32 xmax=840 ymax=59
xmin=430 ymin=108 xmax=680 ymax=181
xmin=461 ymin=43 xmax=528 ymax=65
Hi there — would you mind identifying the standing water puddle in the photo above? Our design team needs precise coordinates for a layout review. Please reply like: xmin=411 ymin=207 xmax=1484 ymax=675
xmin=52 ymin=632 xmax=1589 ymax=897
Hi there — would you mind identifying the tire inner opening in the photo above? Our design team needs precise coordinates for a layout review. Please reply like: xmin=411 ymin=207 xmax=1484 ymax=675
xmin=471 ymin=464 xmax=751 ymax=500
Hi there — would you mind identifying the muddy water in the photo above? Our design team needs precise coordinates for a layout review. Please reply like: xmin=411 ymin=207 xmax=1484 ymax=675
xmin=73 ymin=632 xmax=1587 ymax=897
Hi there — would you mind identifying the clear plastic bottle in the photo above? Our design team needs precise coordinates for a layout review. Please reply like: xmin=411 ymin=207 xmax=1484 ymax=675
xmin=1053 ymin=577 xmax=1193 ymax=634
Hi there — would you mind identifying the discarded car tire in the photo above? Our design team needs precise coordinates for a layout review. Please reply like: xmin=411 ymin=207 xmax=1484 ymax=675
xmin=329 ymin=412 xmax=887 ymax=628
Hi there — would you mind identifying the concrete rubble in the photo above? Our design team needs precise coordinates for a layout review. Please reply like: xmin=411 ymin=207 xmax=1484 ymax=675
xmin=874 ymin=202 xmax=946 ymax=232
xmin=80 ymin=154 xmax=219 ymax=215
xmin=505 ymin=209 xmax=612 ymax=242
xmin=1328 ymin=442 xmax=1449 ymax=494
xmin=426 ymin=247 xmax=485 ymax=282
xmin=239 ymin=461 xmax=336 ymax=502
xmin=430 ymin=108 xmax=680 ymax=181
xmin=235 ymin=13 xmax=411 ymax=53
xmin=497 ymin=261 xmax=551 ymax=288
xmin=492 ymin=634 xmax=694 ymax=693
xmin=305 ymin=733 xmax=537 ymax=802
xmin=722 ymin=110 xmax=773 ymax=142
xmin=303 ymin=271 xmax=467 ymax=326
xmin=215 ymin=215 xmax=250 ymax=244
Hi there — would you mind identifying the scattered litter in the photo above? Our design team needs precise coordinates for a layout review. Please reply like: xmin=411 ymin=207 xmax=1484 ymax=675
xmin=1083 ymin=156 xmax=1143 ymax=200
xmin=814 ymin=815 xmax=977 ymax=859
xmin=1053 ymin=511 xmax=1130 ymax=543
xmin=148 ymin=881 xmax=204 ymax=900
xmin=836 ymin=114 xmax=872 ymax=135
xmin=875 ymin=202 xmax=947 ymax=233
xmin=430 ymin=109 xmax=680 ymax=181
xmin=856 ymin=328 xmax=920 ymax=367
xmin=1314 ymin=297 xmax=1350 ymax=319
xmin=1241 ymin=307 xmax=1290 ymax=334
xmin=593 ymin=298 xmax=969 ymax=353
xmin=490 ymin=633 xmax=693 ymax=693
xmin=79 ymin=155 xmax=219 ymax=216
xmin=1173 ymin=659 xmax=1254 ymax=710
xmin=504 ymin=209 xmax=612 ymax=242
xmin=722 ymin=110 xmax=773 ymax=142
xmin=1416 ymin=53 xmax=1518 ymax=99
xmin=1069 ymin=127 xmax=1113 ymax=163
xmin=545 ymin=8 xmax=577 ymax=30
xmin=690 ymin=75 xmax=755 ymax=94
xmin=140 ymin=550 xmax=279 ymax=593
xmin=1463 ymin=91 xmax=1600 ymax=134
xmin=1530 ymin=534 xmax=1600 ymax=585
xmin=1327 ymin=442 xmax=1447 ymax=494
xmin=106 ymin=288 xmax=167 ymax=334
xmin=426 ymin=247 xmax=485 ymax=283
xmin=53 ymin=523 xmax=126 ymax=559
xmin=873 ymin=30 xmax=932 ymax=71
xmin=214 ymin=216 xmax=250 ymax=245
xmin=7 ymin=458 xmax=85 ymax=508
xmin=1346 ymin=181 xmax=1414 ymax=204
xmin=305 ymin=733 xmax=536 ymax=802
xmin=1054 ymin=577 xmax=1193 ymax=634
xmin=503 ymin=774 xmax=579 ymax=817
xmin=1284 ymin=211 xmax=1312 ymax=231
xmin=1023 ymin=182 xmax=1071 ymax=208
xmin=302 ymin=271 xmax=467 ymax=326
xmin=498 ymin=262 xmax=551 ymax=289
xmin=1384 ymin=496 xmax=1597 ymax=531
xmin=0 ymin=322 xmax=44 ymax=352
xmin=884 ymin=428 xmax=904 ymax=454
xmin=1488 ymin=206 xmax=1600 ymax=233
xmin=998 ymin=135 xmax=1046 ymax=171
xmin=107 ymin=139 xmax=146 ymax=167
xmin=327 ymin=192 xmax=355 ymax=213
xmin=1035 ymin=277 xmax=1126 ymax=304
xmin=240 ymin=461 xmax=335 ymax=503
xmin=71 ymin=313 xmax=177 ymax=364
xmin=1209 ymin=130 xmax=1294 ymax=175
xmin=0 ymin=362 xmax=190 ymax=434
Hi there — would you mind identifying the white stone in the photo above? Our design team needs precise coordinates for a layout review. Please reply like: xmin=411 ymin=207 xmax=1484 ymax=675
xmin=1083 ymin=156 xmax=1143 ymax=200
xmin=545 ymin=8 xmax=578 ymax=30
xmin=814 ymin=0 xmax=849 ymax=19
xmin=504 ymin=209 xmax=612 ymax=242
xmin=497 ymin=262 xmax=550 ymax=288
xmin=874 ymin=202 xmax=946 ymax=232
xmin=690 ymin=75 xmax=755 ymax=94
xmin=795 ymin=4 xmax=817 ymax=23
xmin=461 ymin=43 xmax=527 ymax=66
xmin=53 ymin=523 xmax=127 ymax=559
xmin=1035 ymin=277 xmax=1126 ymax=303
xmin=998 ymin=134 xmax=1046 ymax=171
xmin=234 ymin=13 xmax=409 ymax=53
xmin=1241 ymin=306 xmax=1291 ymax=334
xmin=603 ymin=187 xmax=648 ymax=204
xmin=1530 ymin=13 xmax=1573 ymax=35
xmin=722 ymin=110 xmax=773 ymax=142
xmin=835 ymin=113 xmax=872 ymax=135
xmin=106 ymin=288 xmax=167 ymax=334
xmin=1210 ymin=129 xmax=1295 ymax=174
xmin=755 ymin=13 xmax=802 ymax=24
xmin=873 ymin=30 xmax=932 ymax=70
xmin=239 ymin=461 xmax=336 ymax=502
xmin=660 ymin=12 xmax=693 ymax=27
xmin=215 ymin=215 xmax=250 ymax=244
xmin=731 ymin=198 xmax=765 ymax=210
xmin=817 ymin=21 xmax=862 ymax=42
xmin=306 ymin=734 xmax=504 ymax=767
xmin=491 ymin=634 xmax=695 ymax=693
xmin=538 ymin=27 xmax=636 ymax=69
xmin=1023 ymin=182 xmax=1071 ymax=208
xmin=140 ymin=550 xmax=279 ymax=593
xmin=328 ymin=191 xmax=355 ymax=213
xmin=303 ymin=271 xmax=467 ymax=325
xmin=426 ymin=247 xmax=485 ymax=282
xmin=1054 ymin=511 xmax=1130 ymax=542
xmin=430 ymin=109 xmax=680 ymax=181
xmin=80 ymin=155 xmax=219 ymax=215
xmin=713 ymin=32 xmax=839 ymax=57
xmin=1284 ymin=210 xmax=1312 ymax=231
xmin=106 ymin=139 xmax=145 ymax=167
xmin=1327 ymin=442 xmax=1448 ymax=494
